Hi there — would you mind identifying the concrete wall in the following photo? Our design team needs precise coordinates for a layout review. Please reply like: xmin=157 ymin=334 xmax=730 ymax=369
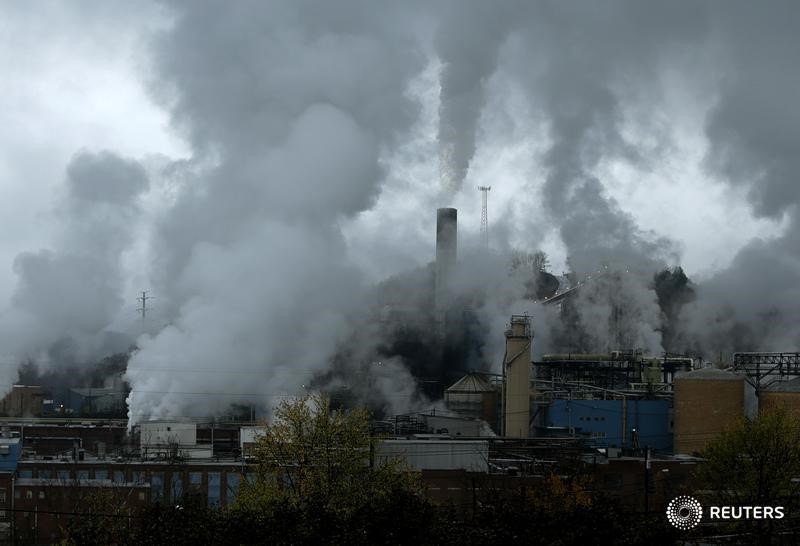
xmin=140 ymin=422 xmax=197 ymax=448
xmin=240 ymin=426 xmax=266 ymax=457
xmin=377 ymin=440 xmax=488 ymax=472
xmin=139 ymin=422 xmax=213 ymax=459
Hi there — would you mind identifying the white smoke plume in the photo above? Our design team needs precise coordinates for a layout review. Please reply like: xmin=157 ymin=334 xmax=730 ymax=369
xmin=125 ymin=1 xmax=430 ymax=423
xmin=4 ymin=1 xmax=800 ymax=421
xmin=0 ymin=151 xmax=148 ymax=381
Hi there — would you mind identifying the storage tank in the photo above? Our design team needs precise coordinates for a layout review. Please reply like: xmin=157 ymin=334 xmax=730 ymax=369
xmin=759 ymin=377 xmax=800 ymax=419
xmin=503 ymin=315 xmax=532 ymax=438
xmin=673 ymin=368 xmax=745 ymax=455
xmin=445 ymin=373 xmax=498 ymax=426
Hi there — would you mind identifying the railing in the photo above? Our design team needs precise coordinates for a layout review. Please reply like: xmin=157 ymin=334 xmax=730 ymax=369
xmin=732 ymin=352 xmax=800 ymax=389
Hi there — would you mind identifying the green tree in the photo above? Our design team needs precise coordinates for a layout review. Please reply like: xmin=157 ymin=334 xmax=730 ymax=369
xmin=696 ymin=408 xmax=800 ymax=542
xmin=61 ymin=488 xmax=136 ymax=546
xmin=652 ymin=266 xmax=694 ymax=351
xmin=233 ymin=393 xmax=431 ymax=544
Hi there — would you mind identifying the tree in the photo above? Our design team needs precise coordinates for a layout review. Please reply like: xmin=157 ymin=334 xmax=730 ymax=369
xmin=509 ymin=250 xmax=550 ymax=274
xmin=62 ymin=489 xmax=136 ymax=546
xmin=233 ymin=393 xmax=430 ymax=544
xmin=652 ymin=267 xmax=694 ymax=351
xmin=696 ymin=408 xmax=800 ymax=541
xmin=509 ymin=250 xmax=559 ymax=300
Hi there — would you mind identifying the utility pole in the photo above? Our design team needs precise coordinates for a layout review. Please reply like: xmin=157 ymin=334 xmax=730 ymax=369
xmin=644 ymin=447 xmax=651 ymax=514
xmin=137 ymin=291 xmax=153 ymax=326
xmin=478 ymin=185 xmax=491 ymax=250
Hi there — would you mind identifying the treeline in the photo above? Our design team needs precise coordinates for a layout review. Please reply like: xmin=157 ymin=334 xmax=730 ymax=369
xmin=64 ymin=483 xmax=678 ymax=546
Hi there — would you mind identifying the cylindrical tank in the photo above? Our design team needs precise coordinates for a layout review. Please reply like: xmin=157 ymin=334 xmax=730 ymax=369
xmin=504 ymin=315 xmax=532 ymax=438
xmin=759 ymin=378 xmax=800 ymax=419
xmin=673 ymin=368 xmax=744 ymax=455
xmin=445 ymin=373 xmax=498 ymax=426
xmin=435 ymin=208 xmax=457 ymax=317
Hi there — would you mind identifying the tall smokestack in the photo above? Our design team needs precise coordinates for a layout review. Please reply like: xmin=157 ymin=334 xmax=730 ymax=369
xmin=435 ymin=208 xmax=457 ymax=324
xmin=503 ymin=315 xmax=532 ymax=438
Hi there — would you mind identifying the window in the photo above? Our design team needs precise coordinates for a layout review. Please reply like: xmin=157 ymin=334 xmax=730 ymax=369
xmin=38 ymin=470 xmax=51 ymax=479
xmin=18 ymin=470 xmax=32 ymax=479
xmin=113 ymin=471 xmax=125 ymax=483
xmin=132 ymin=471 xmax=145 ymax=484
xmin=208 ymin=473 xmax=220 ymax=506
xmin=189 ymin=472 xmax=202 ymax=487
xmin=57 ymin=470 xmax=70 ymax=481
xmin=76 ymin=470 xmax=89 ymax=480
xmin=38 ymin=491 xmax=45 ymax=499
xmin=13 ymin=491 xmax=19 ymax=500
xmin=25 ymin=490 xmax=32 ymax=499
xmin=0 ymin=488 xmax=6 ymax=504
xmin=95 ymin=470 xmax=108 ymax=481
xmin=151 ymin=473 xmax=164 ymax=502
xmin=226 ymin=473 xmax=240 ymax=503
xmin=172 ymin=475 xmax=183 ymax=502
xmin=138 ymin=492 xmax=145 ymax=501
xmin=246 ymin=473 xmax=256 ymax=484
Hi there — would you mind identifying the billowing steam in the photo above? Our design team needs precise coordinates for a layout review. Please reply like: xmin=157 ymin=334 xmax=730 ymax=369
xmin=126 ymin=1 xmax=429 ymax=423
xmin=435 ymin=1 xmax=514 ymax=194
xmin=2 ymin=1 xmax=800 ymax=422
xmin=0 ymin=151 xmax=147 ymax=382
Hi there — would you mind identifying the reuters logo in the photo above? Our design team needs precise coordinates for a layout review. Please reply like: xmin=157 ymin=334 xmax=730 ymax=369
xmin=667 ymin=495 xmax=703 ymax=530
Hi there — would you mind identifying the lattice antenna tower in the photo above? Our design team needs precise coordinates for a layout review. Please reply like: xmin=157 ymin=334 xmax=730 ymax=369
xmin=478 ymin=186 xmax=491 ymax=250
xmin=137 ymin=290 xmax=153 ymax=325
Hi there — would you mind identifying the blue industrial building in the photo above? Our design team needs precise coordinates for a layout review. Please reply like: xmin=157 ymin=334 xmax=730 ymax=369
xmin=0 ymin=437 xmax=21 ymax=473
xmin=542 ymin=398 xmax=672 ymax=452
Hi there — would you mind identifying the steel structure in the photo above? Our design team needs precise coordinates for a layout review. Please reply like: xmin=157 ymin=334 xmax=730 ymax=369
xmin=733 ymin=352 xmax=800 ymax=390
xmin=535 ymin=356 xmax=642 ymax=391
xmin=478 ymin=185 xmax=490 ymax=250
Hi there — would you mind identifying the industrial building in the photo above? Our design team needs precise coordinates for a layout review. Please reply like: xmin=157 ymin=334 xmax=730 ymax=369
xmin=759 ymin=377 xmax=800 ymax=418
xmin=543 ymin=398 xmax=672 ymax=451
xmin=673 ymin=367 xmax=752 ymax=455
xmin=0 ymin=386 xmax=46 ymax=418
xmin=0 ymin=203 xmax=797 ymax=540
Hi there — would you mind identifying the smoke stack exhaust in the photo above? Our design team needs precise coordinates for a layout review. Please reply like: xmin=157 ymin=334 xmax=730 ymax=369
xmin=435 ymin=208 xmax=457 ymax=323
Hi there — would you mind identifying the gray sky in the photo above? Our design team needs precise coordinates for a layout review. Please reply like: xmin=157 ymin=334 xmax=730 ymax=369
xmin=1 ymin=1 xmax=797 ymax=419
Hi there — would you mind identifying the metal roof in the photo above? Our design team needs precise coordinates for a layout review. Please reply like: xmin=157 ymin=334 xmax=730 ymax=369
xmin=445 ymin=373 xmax=495 ymax=393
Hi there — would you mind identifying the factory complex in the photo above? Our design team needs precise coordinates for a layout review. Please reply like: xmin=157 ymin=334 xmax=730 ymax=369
xmin=0 ymin=208 xmax=797 ymax=543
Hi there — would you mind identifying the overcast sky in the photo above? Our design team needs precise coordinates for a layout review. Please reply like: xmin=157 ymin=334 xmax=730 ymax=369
xmin=0 ymin=2 xmax=786 ymax=296
xmin=1 ymin=1 xmax=798 ymax=419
